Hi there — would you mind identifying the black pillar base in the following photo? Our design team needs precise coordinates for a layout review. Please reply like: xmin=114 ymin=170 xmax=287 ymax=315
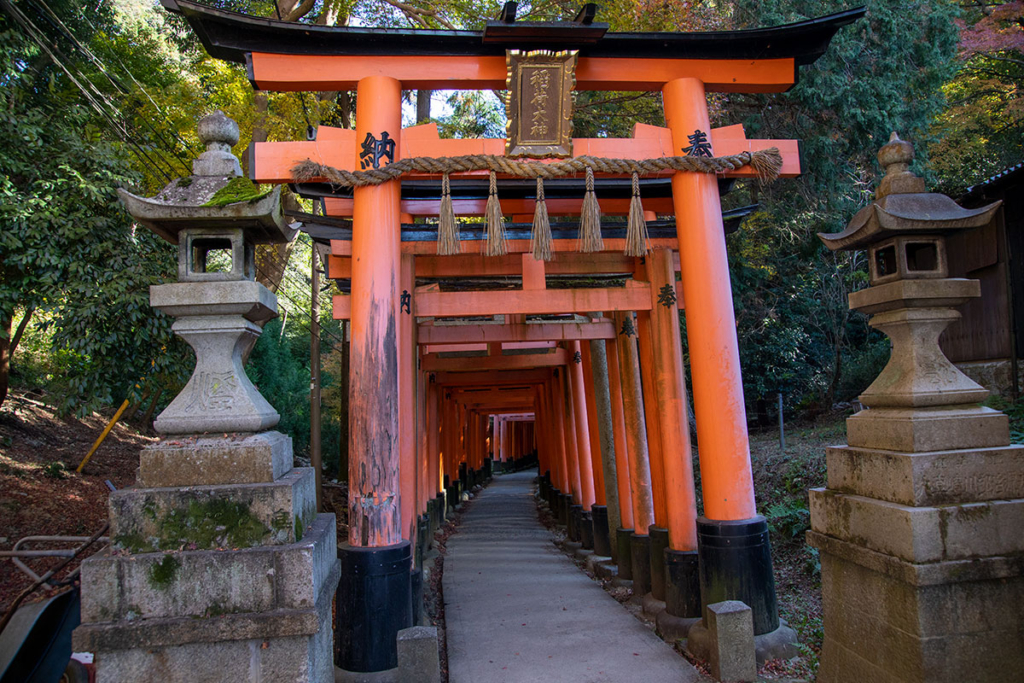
xmin=580 ymin=511 xmax=594 ymax=550
xmin=616 ymin=528 xmax=634 ymax=579
xmin=335 ymin=541 xmax=412 ymax=673
xmin=630 ymin=533 xmax=652 ymax=596
xmin=569 ymin=504 xmax=583 ymax=542
xmin=697 ymin=515 xmax=780 ymax=635
xmin=591 ymin=505 xmax=611 ymax=557
xmin=411 ymin=566 xmax=423 ymax=626
xmin=559 ymin=493 xmax=571 ymax=526
xmin=664 ymin=549 xmax=701 ymax=618
xmin=435 ymin=492 xmax=446 ymax=528
xmin=649 ymin=525 xmax=669 ymax=601
xmin=416 ymin=514 xmax=429 ymax=566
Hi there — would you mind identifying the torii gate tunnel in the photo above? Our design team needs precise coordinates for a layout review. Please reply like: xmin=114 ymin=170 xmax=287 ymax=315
xmin=169 ymin=0 xmax=861 ymax=674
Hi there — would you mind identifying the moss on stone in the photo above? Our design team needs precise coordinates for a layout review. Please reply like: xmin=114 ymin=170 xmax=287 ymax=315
xmin=294 ymin=514 xmax=304 ymax=542
xmin=177 ymin=176 xmax=193 ymax=188
xmin=201 ymin=177 xmax=272 ymax=207
xmin=148 ymin=554 xmax=180 ymax=589
xmin=114 ymin=532 xmax=156 ymax=554
xmin=155 ymin=498 xmax=270 ymax=550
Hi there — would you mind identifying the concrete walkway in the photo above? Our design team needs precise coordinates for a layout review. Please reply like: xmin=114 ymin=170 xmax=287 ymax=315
xmin=444 ymin=471 xmax=703 ymax=682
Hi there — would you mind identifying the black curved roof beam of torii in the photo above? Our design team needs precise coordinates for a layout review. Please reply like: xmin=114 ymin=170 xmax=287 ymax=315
xmin=161 ymin=0 xmax=865 ymax=81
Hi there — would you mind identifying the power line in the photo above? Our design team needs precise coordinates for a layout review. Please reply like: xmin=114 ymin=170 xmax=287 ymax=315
xmin=255 ymin=263 xmax=348 ymax=350
xmin=26 ymin=0 xmax=196 ymax=176
xmin=0 ymin=0 xmax=179 ymax=184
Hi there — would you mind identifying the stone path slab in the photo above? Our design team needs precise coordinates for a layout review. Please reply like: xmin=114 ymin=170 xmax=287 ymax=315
xmin=444 ymin=471 xmax=704 ymax=682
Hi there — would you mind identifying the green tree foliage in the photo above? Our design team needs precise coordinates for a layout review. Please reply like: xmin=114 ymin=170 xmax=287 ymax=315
xmin=930 ymin=1 xmax=1024 ymax=196
xmin=723 ymin=0 xmax=962 ymax=411
xmin=0 ymin=0 xmax=188 ymax=413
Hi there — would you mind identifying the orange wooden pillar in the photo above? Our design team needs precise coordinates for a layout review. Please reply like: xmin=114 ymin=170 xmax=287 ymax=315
xmin=550 ymin=374 xmax=570 ymax=494
xmin=568 ymin=341 xmax=596 ymax=511
xmin=399 ymin=253 xmax=416 ymax=542
xmin=347 ymin=74 xmax=402 ymax=549
xmin=580 ymin=343 xmax=607 ymax=507
xmin=636 ymin=308 xmax=669 ymax=530
xmin=561 ymin=367 xmax=583 ymax=504
xmin=606 ymin=339 xmax=635 ymax=534
xmin=647 ymin=248 xmax=698 ymax=550
xmin=613 ymin=311 xmax=656 ymax=588
xmin=664 ymin=76 xmax=778 ymax=633
xmin=337 ymin=74 xmax=411 ymax=675
xmin=427 ymin=376 xmax=440 ymax=499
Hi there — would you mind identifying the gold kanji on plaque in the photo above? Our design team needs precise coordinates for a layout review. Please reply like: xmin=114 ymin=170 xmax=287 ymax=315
xmin=505 ymin=49 xmax=577 ymax=158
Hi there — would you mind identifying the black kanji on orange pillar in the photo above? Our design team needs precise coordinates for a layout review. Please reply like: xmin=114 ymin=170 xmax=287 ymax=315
xmin=360 ymin=131 xmax=395 ymax=169
xmin=682 ymin=129 xmax=713 ymax=157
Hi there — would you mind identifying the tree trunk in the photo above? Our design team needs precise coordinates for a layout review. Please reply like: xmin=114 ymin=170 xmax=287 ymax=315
xmin=416 ymin=90 xmax=432 ymax=123
xmin=10 ymin=307 xmax=33 ymax=357
xmin=0 ymin=313 xmax=11 ymax=410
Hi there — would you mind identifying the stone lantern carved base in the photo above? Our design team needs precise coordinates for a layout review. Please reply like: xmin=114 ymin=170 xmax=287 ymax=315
xmin=151 ymin=280 xmax=280 ymax=435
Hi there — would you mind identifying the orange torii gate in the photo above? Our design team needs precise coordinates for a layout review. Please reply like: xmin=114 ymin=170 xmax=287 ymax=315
xmin=166 ymin=0 xmax=861 ymax=674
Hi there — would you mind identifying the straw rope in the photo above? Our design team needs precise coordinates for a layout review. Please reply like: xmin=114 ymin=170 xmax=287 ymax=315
xmin=291 ymin=148 xmax=783 ymax=187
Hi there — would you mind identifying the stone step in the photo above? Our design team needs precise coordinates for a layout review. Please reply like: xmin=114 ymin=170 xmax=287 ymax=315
xmin=809 ymin=488 xmax=1024 ymax=563
xmin=109 ymin=467 xmax=316 ymax=552
xmin=139 ymin=431 xmax=293 ymax=488
xmin=81 ymin=512 xmax=337 ymax=624
xmin=825 ymin=444 xmax=1024 ymax=507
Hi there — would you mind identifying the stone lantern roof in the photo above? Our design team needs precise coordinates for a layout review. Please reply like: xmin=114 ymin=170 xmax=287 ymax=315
xmin=117 ymin=110 xmax=297 ymax=244
xmin=817 ymin=133 xmax=1000 ymax=252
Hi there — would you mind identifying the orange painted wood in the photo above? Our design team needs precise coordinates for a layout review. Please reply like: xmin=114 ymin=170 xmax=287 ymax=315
xmin=417 ymin=321 xmax=615 ymax=344
xmin=433 ymin=369 xmax=551 ymax=386
xmin=561 ymin=370 xmax=583 ymax=504
xmin=413 ymin=284 xmax=652 ymax=318
xmin=647 ymin=248 xmax=698 ymax=550
xmin=255 ymin=134 xmax=798 ymax=184
xmin=665 ymin=77 xmax=756 ymax=521
xmin=348 ymin=76 xmax=403 ymax=547
xmin=412 ymin=252 xmax=640 ymax=278
xmin=569 ymin=341 xmax=596 ymax=510
xmin=613 ymin=312 xmax=656 ymax=532
xmin=399 ymin=253 xmax=416 ymax=541
xmin=421 ymin=348 xmax=568 ymax=372
xmin=329 ymin=235 xmax=677 ymax=256
xmin=250 ymin=53 xmax=795 ymax=93
xmin=522 ymin=253 xmax=546 ymax=290
xmin=637 ymin=307 xmax=668 ymax=528
xmin=580 ymin=343 xmax=606 ymax=507
xmin=605 ymin=340 xmax=634 ymax=530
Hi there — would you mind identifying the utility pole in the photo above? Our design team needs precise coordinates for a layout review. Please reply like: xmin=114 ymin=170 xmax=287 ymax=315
xmin=311 ymin=244 xmax=323 ymax=510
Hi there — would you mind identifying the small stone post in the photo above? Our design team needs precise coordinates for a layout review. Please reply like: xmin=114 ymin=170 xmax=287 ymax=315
xmin=73 ymin=111 xmax=340 ymax=682
xmin=812 ymin=134 xmax=1023 ymax=683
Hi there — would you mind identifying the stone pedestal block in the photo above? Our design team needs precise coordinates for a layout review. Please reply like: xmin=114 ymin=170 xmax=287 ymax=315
xmin=810 ymin=531 xmax=1024 ymax=683
xmin=75 ymin=514 xmax=340 ymax=683
xmin=139 ymin=431 xmax=293 ymax=487
xmin=845 ymin=405 xmax=1009 ymax=452
xmin=706 ymin=601 xmax=756 ymax=683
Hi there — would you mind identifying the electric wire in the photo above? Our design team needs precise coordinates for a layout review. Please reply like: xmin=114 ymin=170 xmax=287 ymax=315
xmin=26 ymin=0 xmax=196 ymax=176
xmin=0 ymin=0 xmax=179 ymax=184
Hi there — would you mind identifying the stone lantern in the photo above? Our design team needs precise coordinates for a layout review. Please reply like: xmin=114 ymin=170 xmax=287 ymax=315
xmin=73 ymin=111 xmax=339 ymax=683
xmin=809 ymin=134 xmax=1024 ymax=683
xmin=818 ymin=132 xmax=1003 ymax=448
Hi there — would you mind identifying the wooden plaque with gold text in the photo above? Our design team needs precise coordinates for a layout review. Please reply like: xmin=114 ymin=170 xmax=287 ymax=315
xmin=505 ymin=50 xmax=577 ymax=158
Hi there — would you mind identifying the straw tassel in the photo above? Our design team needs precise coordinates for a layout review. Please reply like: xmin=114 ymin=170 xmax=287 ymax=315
xmin=531 ymin=177 xmax=553 ymax=261
xmin=624 ymin=171 xmax=650 ymax=257
xmin=437 ymin=171 xmax=460 ymax=255
xmin=578 ymin=166 xmax=603 ymax=253
xmin=485 ymin=171 xmax=507 ymax=256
